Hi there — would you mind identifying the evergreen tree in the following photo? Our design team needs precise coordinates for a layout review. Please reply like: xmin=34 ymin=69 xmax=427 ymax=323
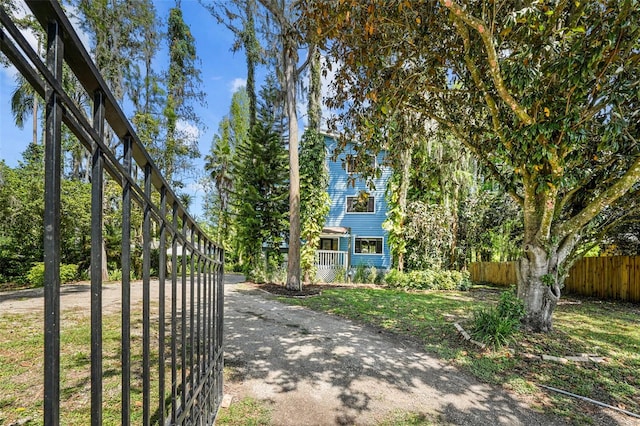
xmin=232 ymin=79 xmax=289 ymax=276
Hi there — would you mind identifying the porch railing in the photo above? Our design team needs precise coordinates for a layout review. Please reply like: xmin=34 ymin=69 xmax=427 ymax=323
xmin=0 ymin=1 xmax=224 ymax=424
xmin=315 ymin=250 xmax=348 ymax=282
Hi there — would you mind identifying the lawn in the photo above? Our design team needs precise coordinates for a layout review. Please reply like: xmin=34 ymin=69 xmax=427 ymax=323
xmin=279 ymin=285 xmax=640 ymax=425
xmin=0 ymin=305 xmax=171 ymax=425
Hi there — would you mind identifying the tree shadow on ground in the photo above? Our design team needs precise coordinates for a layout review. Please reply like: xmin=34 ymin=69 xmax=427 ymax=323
xmin=223 ymin=286 xmax=627 ymax=426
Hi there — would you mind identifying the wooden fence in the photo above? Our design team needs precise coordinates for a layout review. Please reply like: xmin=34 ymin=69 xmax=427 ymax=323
xmin=469 ymin=256 xmax=640 ymax=303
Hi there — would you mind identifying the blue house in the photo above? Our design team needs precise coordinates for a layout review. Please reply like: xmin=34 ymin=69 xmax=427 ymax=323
xmin=315 ymin=133 xmax=391 ymax=281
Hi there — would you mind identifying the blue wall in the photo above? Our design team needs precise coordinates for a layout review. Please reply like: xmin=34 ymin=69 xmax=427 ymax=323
xmin=323 ymin=135 xmax=391 ymax=269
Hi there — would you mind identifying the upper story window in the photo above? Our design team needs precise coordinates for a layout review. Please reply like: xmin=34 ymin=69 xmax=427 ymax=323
xmin=346 ymin=154 xmax=376 ymax=174
xmin=346 ymin=195 xmax=375 ymax=213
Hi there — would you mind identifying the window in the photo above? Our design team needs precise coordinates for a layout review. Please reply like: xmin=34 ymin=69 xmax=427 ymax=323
xmin=319 ymin=238 xmax=338 ymax=251
xmin=346 ymin=196 xmax=375 ymax=213
xmin=346 ymin=154 xmax=376 ymax=174
xmin=354 ymin=238 xmax=383 ymax=254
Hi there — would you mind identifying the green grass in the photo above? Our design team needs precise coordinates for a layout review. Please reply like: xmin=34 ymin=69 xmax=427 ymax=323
xmin=377 ymin=410 xmax=448 ymax=425
xmin=0 ymin=305 xmax=177 ymax=425
xmin=279 ymin=286 xmax=640 ymax=424
xmin=215 ymin=397 xmax=272 ymax=425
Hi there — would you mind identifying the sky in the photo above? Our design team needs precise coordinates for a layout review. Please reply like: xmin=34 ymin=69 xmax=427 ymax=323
xmin=0 ymin=0 xmax=266 ymax=219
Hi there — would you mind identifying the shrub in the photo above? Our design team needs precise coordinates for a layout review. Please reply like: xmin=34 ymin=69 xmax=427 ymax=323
xmin=366 ymin=265 xmax=379 ymax=284
xmin=470 ymin=306 xmax=520 ymax=348
xmin=497 ymin=286 xmax=526 ymax=321
xmin=333 ymin=267 xmax=346 ymax=283
xmin=384 ymin=269 xmax=408 ymax=287
xmin=456 ymin=271 xmax=472 ymax=291
xmin=60 ymin=264 xmax=78 ymax=284
xmin=471 ymin=287 xmax=525 ymax=348
xmin=352 ymin=264 xmax=367 ymax=283
xmin=384 ymin=268 xmax=471 ymax=291
xmin=26 ymin=262 xmax=78 ymax=287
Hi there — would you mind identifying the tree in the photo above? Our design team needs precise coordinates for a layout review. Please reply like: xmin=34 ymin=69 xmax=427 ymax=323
xmin=299 ymin=47 xmax=330 ymax=283
xmin=77 ymin=0 xmax=161 ymax=280
xmin=126 ymin=1 xmax=163 ymax=165
xmin=299 ymin=129 xmax=330 ymax=283
xmin=10 ymin=74 xmax=41 ymax=146
xmin=259 ymin=0 xmax=313 ymax=291
xmin=205 ymin=118 xmax=234 ymax=242
xmin=232 ymin=78 xmax=289 ymax=276
xmin=307 ymin=0 xmax=640 ymax=331
xmin=163 ymin=3 xmax=205 ymax=186
xmin=0 ymin=146 xmax=92 ymax=283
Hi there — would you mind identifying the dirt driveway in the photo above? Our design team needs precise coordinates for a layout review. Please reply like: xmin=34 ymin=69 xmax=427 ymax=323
xmin=0 ymin=276 xmax=627 ymax=425
xmin=223 ymin=280 xmax=572 ymax=426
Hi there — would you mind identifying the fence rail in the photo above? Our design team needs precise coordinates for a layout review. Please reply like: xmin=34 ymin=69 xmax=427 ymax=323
xmin=469 ymin=256 xmax=640 ymax=303
xmin=0 ymin=1 xmax=224 ymax=424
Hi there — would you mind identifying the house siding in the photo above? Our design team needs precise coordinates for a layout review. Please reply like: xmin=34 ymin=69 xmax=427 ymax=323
xmin=323 ymin=135 xmax=391 ymax=269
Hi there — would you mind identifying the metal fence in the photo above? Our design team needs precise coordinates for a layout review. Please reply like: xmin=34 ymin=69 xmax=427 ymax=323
xmin=0 ymin=1 xmax=224 ymax=424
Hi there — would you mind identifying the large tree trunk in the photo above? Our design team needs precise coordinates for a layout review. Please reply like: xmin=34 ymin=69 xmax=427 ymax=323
xmin=516 ymin=179 xmax=577 ymax=332
xmin=516 ymin=243 xmax=559 ymax=332
xmin=284 ymin=42 xmax=301 ymax=291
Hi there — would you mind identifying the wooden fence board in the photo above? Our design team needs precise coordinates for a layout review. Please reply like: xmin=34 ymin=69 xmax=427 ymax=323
xmin=470 ymin=255 xmax=640 ymax=303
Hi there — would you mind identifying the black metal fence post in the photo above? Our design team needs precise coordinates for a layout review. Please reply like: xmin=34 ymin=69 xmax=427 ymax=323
xmin=121 ymin=135 xmax=133 ymax=426
xmin=90 ymin=89 xmax=105 ymax=426
xmin=142 ymin=163 xmax=152 ymax=425
xmin=43 ymin=18 xmax=63 ymax=426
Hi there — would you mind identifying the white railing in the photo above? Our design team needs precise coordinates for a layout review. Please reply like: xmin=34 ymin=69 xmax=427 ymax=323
xmin=315 ymin=250 xmax=348 ymax=282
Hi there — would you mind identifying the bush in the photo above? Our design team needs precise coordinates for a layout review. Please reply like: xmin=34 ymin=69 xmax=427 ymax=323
xmin=470 ymin=307 xmax=520 ymax=348
xmin=497 ymin=286 xmax=526 ymax=321
xmin=471 ymin=287 xmax=525 ymax=348
xmin=384 ymin=269 xmax=408 ymax=287
xmin=366 ymin=265 xmax=378 ymax=284
xmin=384 ymin=268 xmax=471 ymax=291
xmin=352 ymin=264 xmax=367 ymax=283
xmin=333 ymin=267 xmax=346 ymax=283
xmin=26 ymin=262 xmax=78 ymax=287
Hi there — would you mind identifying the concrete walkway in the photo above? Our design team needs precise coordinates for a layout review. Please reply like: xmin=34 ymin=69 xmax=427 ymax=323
xmin=223 ymin=280 xmax=569 ymax=426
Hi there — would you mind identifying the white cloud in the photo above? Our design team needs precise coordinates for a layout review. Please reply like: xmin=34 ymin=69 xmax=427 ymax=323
xmin=229 ymin=78 xmax=246 ymax=93
xmin=176 ymin=119 xmax=200 ymax=142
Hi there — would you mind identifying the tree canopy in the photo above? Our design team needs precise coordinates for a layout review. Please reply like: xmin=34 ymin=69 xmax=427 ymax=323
xmin=306 ymin=0 xmax=640 ymax=331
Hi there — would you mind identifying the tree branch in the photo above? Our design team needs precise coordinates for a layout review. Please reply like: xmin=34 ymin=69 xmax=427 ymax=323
xmin=557 ymin=155 xmax=640 ymax=238
xmin=440 ymin=0 xmax=533 ymax=125
xmin=451 ymin=14 xmax=504 ymax=143
xmin=406 ymin=100 xmax=523 ymax=205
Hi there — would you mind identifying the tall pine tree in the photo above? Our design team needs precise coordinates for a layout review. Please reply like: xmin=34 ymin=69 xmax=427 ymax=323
xmin=232 ymin=77 xmax=289 ymax=277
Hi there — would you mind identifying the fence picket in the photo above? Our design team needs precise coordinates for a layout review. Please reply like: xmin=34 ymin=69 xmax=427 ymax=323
xmin=470 ymin=255 xmax=640 ymax=303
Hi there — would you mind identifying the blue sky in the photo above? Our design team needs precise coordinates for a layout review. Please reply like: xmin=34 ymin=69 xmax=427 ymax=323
xmin=0 ymin=0 xmax=263 ymax=219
